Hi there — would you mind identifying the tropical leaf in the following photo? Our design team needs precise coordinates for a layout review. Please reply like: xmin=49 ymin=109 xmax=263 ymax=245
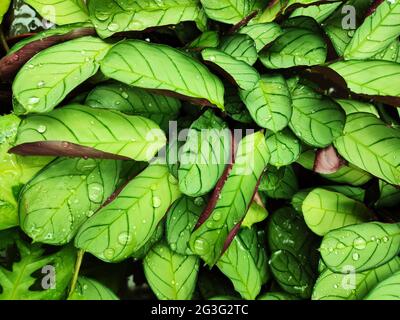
xmin=13 ymin=37 xmax=110 ymax=114
xmin=178 ymin=110 xmax=231 ymax=197
xmin=334 ymin=113 xmax=400 ymax=185
xmin=373 ymin=40 xmax=400 ymax=62
xmin=302 ymin=188 xmax=372 ymax=236
xmin=11 ymin=104 xmax=166 ymax=161
xmin=85 ymin=82 xmax=181 ymax=132
xmin=290 ymin=84 xmax=345 ymax=148
xmin=224 ymin=86 xmax=253 ymax=124
xmin=336 ymin=99 xmax=379 ymax=117
xmin=219 ymin=34 xmax=258 ymax=65
xmin=189 ymin=131 xmax=270 ymax=266
xmin=290 ymin=2 xmax=341 ymax=22
xmin=88 ymin=0 xmax=206 ymax=38
xmin=239 ymin=74 xmax=292 ymax=132
xmin=143 ymin=241 xmax=199 ymax=300
xmin=344 ymin=1 xmax=400 ymax=60
xmin=165 ymin=196 xmax=205 ymax=255
xmin=312 ymin=257 xmax=400 ymax=300
xmin=217 ymin=228 xmax=268 ymax=300
xmin=68 ymin=277 xmax=119 ymax=300
xmin=19 ymin=157 xmax=121 ymax=245
xmin=199 ymin=0 xmax=263 ymax=24
xmin=375 ymin=180 xmax=400 ymax=208
xmin=131 ymin=221 xmax=164 ymax=260
xmin=239 ymin=22 xmax=283 ymax=52
xmin=259 ymin=166 xmax=298 ymax=200
xmin=24 ymin=0 xmax=89 ymax=25
xmin=188 ymin=31 xmax=220 ymax=49
xmin=75 ymin=164 xmax=181 ymax=262
xmin=100 ymin=40 xmax=225 ymax=110
xmin=265 ymin=129 xmax=301 ymax=167
xmin=242 ymin=201 xmax=268 ymax=229
xmin=202 ymin=48 xmax=260 ymax=90
xmin=259 ymin=27 xmax=327 ymax=69
xmin=365 ymin=270 xmax=400 ymax=300
xmin=320 ymin=221 xmax=400 ymax=273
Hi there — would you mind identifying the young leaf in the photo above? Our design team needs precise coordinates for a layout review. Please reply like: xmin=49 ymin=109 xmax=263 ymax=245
xmin=166 ymin=196 xmax=205 ymax=255
xmin=24 ymin=0 xmax=89 ymax=25
xmin=19 ymin=158 xmax=121 ymax=245
xmin=302 ymin=188 xmax=372 ymax=236
xmin=75 ymin=164 xmax=181 ymax=262
xmin=239 ymin=74 xmax=292 ymax=132
xmin=217 ymin=228 xmax=268 ymax=300
xmin=68 ymin=276 xmax=119 ymax=300
xmin=259 ymin=27 xmax=327 ymax=69
xmin=320 ymin=221 xmax=400 ymax=273
xmin=10 ymin=104 xmax=166 ymax=161
xmin=365 ymin=270 xmax=400 ymax=300
xmin=290 ymin=84 xmax=345 ymax=148
xmin=334 ymin=113 xmax=400 ymax=185
xmin=219 ymin=34 xmax=258 ymax=66
xmin=100 ymin=40 xmax=225 ymax=110
xmin=242 ymin=201 xmax=268 ymax=229
xmin=13 ymin=37 xmax=110 ymax=114
xmin=88 ymin=0 xmax=206 ymax=38
xmin=336 ymin=99 xmax=379 ymax=117
xmin=265 ymin=129 xmax=301 ymax=167
xmin=85 ymin=82 xmax=181 ymax=132
xmin=290 ymin=2 xmax=341 ymax=22
xmin=143 ymin=241 xmax=199 ymax=300
xmin=178 ymin=110 xmax=231 ymax=197
xmin=312 ymin=257 xmax=400 ymax=300
xmin=344 ymin=0 xmax=400 ymax=60
xmin=259 ymin=166 xmax=298 ymax=200
xmin=189 ymin=131 xmax=270 ymax=266
xmin=202 ymin=48 xmax=260 ymax=91
xmin=239 ymin=23 xmax=283 ymax=52
xmin=188 ymin=31 xmax=220 ymax=49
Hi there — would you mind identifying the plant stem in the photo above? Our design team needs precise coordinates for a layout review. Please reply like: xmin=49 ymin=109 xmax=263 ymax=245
xmin=68 ymin=249 xmax=85 ymax=299
xmin=0 ymin=24 xmax=9 ymax=53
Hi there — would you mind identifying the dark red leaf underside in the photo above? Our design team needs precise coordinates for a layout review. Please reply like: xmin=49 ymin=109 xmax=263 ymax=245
xmin=314 ymin=145 xmax=347 ymax=174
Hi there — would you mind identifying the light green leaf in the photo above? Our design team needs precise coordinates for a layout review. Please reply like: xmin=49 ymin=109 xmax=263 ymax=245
xmin=336 ymin=99 xmax=379 ymax=117
xmin=375 ymin=180 xmax=400 ymax=208
xmin=239 ymin=23 xmax=283 ymax=52
xmin=344 ymin=0 xmax=400 ymax=60
xmin=334 ymin=113 xmax=400 ymax=185
xmin=320 ymin=221 xmax=400 ymax=273
xmin=88 ymin=0 xmax=206 ymax=38
xmin=290 ymin=2 xmax=342 ymax=22
xmin=259 ymin=165 xmax=298 ymax=200
xmin=131 ymin=221 xmax=164 ymax=260
xmin=188 ymin=31 xmax=220 ymax=49
xmin=68 ymin=276 xmax=119 ymax=300
xmin=0 ymin=0 xmax=11 ymax=23
xmin=219 ymin=34 xmax=258 ymax=65
xmin=13 ymin=37 xmax=110 ymax=114
xmin=101 ymin=40 xmax=225 ymax=110
xmin=12 ymin=104 xmax=166 ymax=162
xmin=224 ymin=86 xmax=253 ymax=124
xmin=373 ymin=40 xmax=400 ymax=62
xmin=302 ymin=188 xmax=372 ymax=236
xmin=75 ymin=164 xmax=181 ymax=262
xmin=365 ymin=270 xmax=400 ymax=300
xmin=290 ymin=84 xmax=345 ymax=148
xmin=19 ymin=158 xmax=120 ymax=245
xmin=24 ymin=0 xmax=89 ymax=25
xmin=266 ymin=129 xmax=301 ymax=167
xmin=242 ymin=201 xmax=268 ymax=229
xmin=144 ymin=241 xmax=199 ymax=300
xmin=240 ymin=74 xmax=292 ymax=132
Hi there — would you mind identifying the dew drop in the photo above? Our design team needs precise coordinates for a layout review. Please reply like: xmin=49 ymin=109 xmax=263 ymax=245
xmin=152 ymin=196 xmax=161 ymax=208
xmin=121 ymin=91 xmax=129 ymax=99
xmin=103 ymin=248 xmax=115 ymax=259
xmin=212 ymin=211 xmax=222 ymax=221
xmin=168 ymin=174 xmax=178 ymax=185
xmin=193 ymin=239 xmax=210 ymax=255
xmin=76 ymin=158 xmax=97 ymax=172
xmin=118 ymin=232 xmax=131 ymax=245
xmin=353 ymin=237 xmax=366 ymax=250
xmin=107 ymin=22 xmax=120 ymax=32
xmin=28 ymin=96 xmax=40 ymax=105
xmin=88 ymin=183 xmax=104 ymax=203
xmin=382 ymin=236 xmax=389 ymax=243
xmin=352 ymin=252 xmax=360 ymax=261
xmin=194 ymin=197 xmax=204 ymax=206
xmin=37 ymin=125 xmax=47 ymax=133
xmin=170 ymin=243 xmax=177 ymax=251
xmin=37 ymin=81 xmax=45 ymax=88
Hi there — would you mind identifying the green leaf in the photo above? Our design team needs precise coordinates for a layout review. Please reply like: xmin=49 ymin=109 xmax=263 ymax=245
xmin=199 ymin=0 xmax=262 ymax=24
xmin=258 ymin=292 xmax=299 ymax=300
xmin=336 ymin=99 xmax=379 ymax=117
xmin=290 ymin=84 xmax=345 ymax=148
xmin=266 ymin=129 xmax=301 ymax=167
xmin=88 ymin=0 xmax=206 ymax=38
xmin=188 ymin=31 xmax=220 ymax=49
xmin=324 ymin=185 xmax=366 ymax=203
xmin=290 ymin=2 xmax=341 ymax=22
xmin=375 ymin=180 xmax=400 ymax=208
xmin=334 ymin=113 xmax=400 ymax=185
xmin=178 ymin=110 xmax=231 ymax=197
xmin=224 ymin=86 xmax=253 ymax=124
xmin=0 ymin=237 xmax=76 ymax=300
xmin=217 ymin=228 xmax=268 ymax=300
xmin=219 ymin=34 xmax=258 ymax=66
xmin=344 ymin=1 xmax=400 ymax=60
xmin=365 ymin=270 xmax=400 ymax=300
xmin=312 ymin=257 xmax=400 ymax=300
xmin=19 ymin=158 xmax=120 ymax=245
xmin=302 ymin=188 xmax=372 ymax=236
xmin=100 ymin=40 xmax=225 ymax=110
xmin=239 ymin=23 xmax=283 ymax=52
xmin=242 ymin=201 xmax=268 ymax=229
xmin=0 ymin=0 xmax=10 ymax=23
xmin=240 ymin=74 xmax=292 ymax=132
xmin=24 ymin=0 xmax=89 ymax=25
xmin=259 ymin=27 xmax=327 ymax=69
xmin=131 ymin=221 xmax=164 ymax=260
xmin=320 ymin=221 xmax=400 ymax=273
xmin=373 ymin=40 xmax=400 ymax=62
xmin=269 ymin=249 xmax=315 ymax=299
xmin=328 ymin=60 xmax=400 ymax=98
xmin=75 ymin=164 xmax=181 ymax=262
xmin=166 ymin=196 xmax=205 ymax=255
xmin=202 ymin=48 xmax=260 ymax=91
xmin=85 ymin=82 xmax=181 ymax=132
xmin=68 ymin=276 xmax=119 ymax=300
xmin=143 ymin=241 xmax=199 ymax=300
xmin=189 ymin=131 xmax=270 ymax=266
xmin=12 ymin=104 xmax=166 ymax=161
xmin=259 ymin=166 xmax=298 ymax=200
xmin=13 ymin=37 xmax=110 ymax=114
